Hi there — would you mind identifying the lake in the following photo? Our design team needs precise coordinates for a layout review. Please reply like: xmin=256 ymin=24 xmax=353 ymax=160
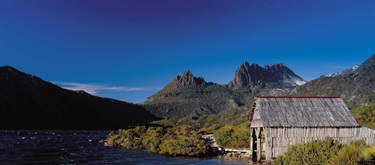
xmin=0 ymin=130 xmax=250 ymax=164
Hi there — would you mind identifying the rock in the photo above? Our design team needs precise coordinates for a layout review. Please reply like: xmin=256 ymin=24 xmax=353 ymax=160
xmin=170 ymin=70 xmax=207 ymax=88
xmin=227 ymin=62 xmax=305 ymax=89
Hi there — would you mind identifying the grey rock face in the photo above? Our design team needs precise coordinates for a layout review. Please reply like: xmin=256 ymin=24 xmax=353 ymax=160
xmin=174 ymin=70 xmax=206 ymax=88
xmin=227 ymin=62 xmax=305 ymax=89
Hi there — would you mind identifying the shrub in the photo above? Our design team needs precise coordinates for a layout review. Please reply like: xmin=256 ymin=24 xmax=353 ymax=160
xmin=329 ymin=140 xmax=366 ymax=165
xmin=200 ymin=124 xmax=223 ymax=134
xmin=273 ymin=139 xmax=375 ymax=165
xmin=352 ymin=103 xmax=375 ymax=129
xmin=362 ymin=146 xmax=375 ymax=161
xmin=159 ymin=131 xmax=208 ymax=156
xmin=213 ymin=122 xmax=250 ymax=148
xmin=214 ymin=125 xmax=235 ymax=147
xmin=273 ymin=155 xmax=284 ymax=165
xmin=104 ymin=125 xmax=210 ymax=157
xmin=142 ymin=127 xmax=164 ymax=152
xmin=273 ymin=137 xmax=340 ymax=165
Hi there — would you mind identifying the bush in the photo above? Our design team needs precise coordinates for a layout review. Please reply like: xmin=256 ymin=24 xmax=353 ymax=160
xmin=362 ymin=146 xmax=375 ymax=161
xmin=273 ymin=137 xmax=340 ymax=165
xmin=352 ymin=103 xmax=375 ymax=129
xmin=105 ymin=131 xmax=123 ymax=147
xmin=329 ymin=140 xmax=366 ymax=165
xmin=214 ymin=125 xmax=235 ymax=147
xmin=104 ymin=125 xmax=210 ymax=157
xmin=273 ymin=138 xmax=375 ymax=165
xmin=159 ymin=131 xmax=208 ymax=156
xmin=142 ymin=127 xmax=164 ymax=152
xmin=200 ymin=124 xmax=223 ymax=134
xmin=213 ymin=122 xmax=250 ymax=148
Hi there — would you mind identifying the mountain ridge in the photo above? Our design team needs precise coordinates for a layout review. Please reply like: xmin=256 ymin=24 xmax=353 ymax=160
xmin=0 ymin=66 xmax=159 ymax=129
xmin=144 ymin=62 xmax=304 ymax=119
xmin=292 ymin=54 xmax=375 ymax=107
xmin=322 ymin=65 xmax=359 ymax=78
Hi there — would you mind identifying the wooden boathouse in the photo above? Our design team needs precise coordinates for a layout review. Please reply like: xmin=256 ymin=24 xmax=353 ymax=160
xmin=249 ymin=96 xmax=375 ymax=161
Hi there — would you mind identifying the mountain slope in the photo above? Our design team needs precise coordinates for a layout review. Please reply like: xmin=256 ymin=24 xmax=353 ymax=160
xmin=143 ymin=70 xmax=238 ymax=119
xmin=292 ymin=54 xmax=375 ymax=107
xmin=322 ymin=65 xmax=359 ymax=77
xmin=0 ymin=66 xmax=159 ymax=129
xmin=144 ymin=63 xmax=305 ymax=119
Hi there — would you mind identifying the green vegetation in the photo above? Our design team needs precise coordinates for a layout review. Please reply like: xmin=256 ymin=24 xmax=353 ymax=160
xmin=362 ymin=146 xmax=375 ymax=162
xmin=273 ymin=138 xmax=375 ymax=165
xmin=143 ymin=85 xmax=245 ymax=120
xmin=273 ymin=137 xmax=340 ymax=165
xmin=211 ymin=122 xmax=250 ymax=148
xmin=159 ymin=126 xmax=208 ymax=156
xmin=150 ymin=119 xmax=176 ymax=128
xmin=151 ymin=106 xmax=251 ymax=130
xmin=104 ymin=125 xmax=210 ymax=157
xmin=352 ymin=103 xmax=375 ymax=129
xmin=200 ymin=124 xmax=223 ymax=134
xmin=329 ymin=140 xmax=366 ymax=165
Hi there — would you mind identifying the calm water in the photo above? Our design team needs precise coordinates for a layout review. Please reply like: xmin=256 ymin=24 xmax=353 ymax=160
xmin=0 ymin=130 xmax=249 ymax=164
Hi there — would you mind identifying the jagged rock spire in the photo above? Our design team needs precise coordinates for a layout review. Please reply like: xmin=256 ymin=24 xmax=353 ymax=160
xmin=161 ymin=70 xmax=207 ymax=90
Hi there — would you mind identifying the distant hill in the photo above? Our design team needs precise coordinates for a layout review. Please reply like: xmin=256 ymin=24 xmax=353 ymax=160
xmin=144 ymin=63 xmax=305 ymax=119
xmin=292 ymin=54 xmax=375 ymax=108
xmin=0 ymin=66 xmax=159 ymax=129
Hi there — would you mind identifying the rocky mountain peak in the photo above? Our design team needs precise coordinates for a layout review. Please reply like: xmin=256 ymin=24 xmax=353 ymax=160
xmin=177 ymin=69 xmax=194 ymax=82
xmin=158 ymin=70 xmax=207 ymax=91
xmin=227 ymin=62 xmax=305 ymax=89
xmin=175 ymin=70 xmax=206 ymax=87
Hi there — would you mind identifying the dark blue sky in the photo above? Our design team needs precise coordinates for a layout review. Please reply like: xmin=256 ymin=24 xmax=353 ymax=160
xmin=1 ymin=0 xmax=374 ymax=103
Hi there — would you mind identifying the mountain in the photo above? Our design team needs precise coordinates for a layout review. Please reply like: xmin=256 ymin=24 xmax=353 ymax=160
xmin=143 ymin=70 xmax=238 ymax=119
xmin=0 ymin=66 xmax=159 ymax=129
xmin=144 ymin=63 xmax=305 ymax=119
xmin=227 ymin=62 xmax=306 ymax=89
xmin=322 ymin=65 xmax=359 ymax=77
xmin=164 ymin=70 xmax=207 ymax=88
xmin=292 ymin=54 xmax=375 ymax=107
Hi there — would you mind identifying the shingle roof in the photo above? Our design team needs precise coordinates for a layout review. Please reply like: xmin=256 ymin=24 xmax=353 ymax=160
xmin=252 ymin=96 xmax=360 ymax=128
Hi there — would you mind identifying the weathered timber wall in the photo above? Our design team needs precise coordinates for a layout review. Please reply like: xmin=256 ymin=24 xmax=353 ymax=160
xmin=263 ymin=127 xmax=375 ymax=160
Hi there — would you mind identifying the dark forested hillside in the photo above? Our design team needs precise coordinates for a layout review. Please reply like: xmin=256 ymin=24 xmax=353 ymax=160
xmin=0 ymin=66 xmax=159 ymax=129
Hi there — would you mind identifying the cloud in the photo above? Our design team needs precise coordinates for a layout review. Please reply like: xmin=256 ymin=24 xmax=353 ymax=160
xmin=54 ymin=81 xmax=145 ymax=95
